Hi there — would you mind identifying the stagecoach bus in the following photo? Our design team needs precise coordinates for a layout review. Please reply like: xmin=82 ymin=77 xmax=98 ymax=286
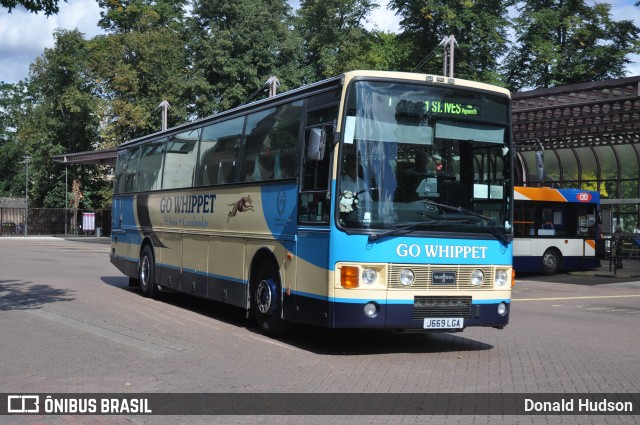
xmin=513 ymin=186 xmax=600 ymax=274
xmin=110 ymin=70 xmax=515 ymax=336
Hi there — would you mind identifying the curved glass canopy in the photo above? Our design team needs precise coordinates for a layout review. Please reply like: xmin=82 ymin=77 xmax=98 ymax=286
xmin=513 ymin=76 xmax=640 ymax=233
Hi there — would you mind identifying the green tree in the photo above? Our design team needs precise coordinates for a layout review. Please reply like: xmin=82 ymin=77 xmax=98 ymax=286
xmin=296 ymin=0 xmax=380 ymax=80
xmin=354 ymin=30 xmax=410 ymax=73
xmin=1 ymin=0 xmax=64 ymax=15
xmin=89 ymin=0 xmax=190 ymax=145
xmin=16 ymin=29 xmax=107 ymax=208
xmin=581 ymin=171 xmax=608 ymax=198
xmin=188 ymin=0 xmax=305 ymax=115
xmin=0 ymin=82 xmax=29 ymax=197
xmin=503 ymin=0 xmax=640 ymax=91
xmin=389 ymin=0 xmax=512 ymax=84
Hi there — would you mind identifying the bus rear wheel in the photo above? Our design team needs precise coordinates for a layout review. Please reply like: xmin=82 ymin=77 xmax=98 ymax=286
xmin=542 ymin=248 xmax=561 ymax=275
xmin=139 ymin=245 xmax=156 ymax=297
xmin=251 ymin=264 xmax=286 ymax=337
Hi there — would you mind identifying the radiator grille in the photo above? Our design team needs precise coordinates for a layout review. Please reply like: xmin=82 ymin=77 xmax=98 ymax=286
xmin=413 ymin=296 xmax=472 ymax=319
xmin=388 ymin=265 xmax=495 ymax=290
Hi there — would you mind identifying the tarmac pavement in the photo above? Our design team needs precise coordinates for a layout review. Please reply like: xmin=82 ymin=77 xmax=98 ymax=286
xmin=0 ymin=237 xmax=640 ymax=425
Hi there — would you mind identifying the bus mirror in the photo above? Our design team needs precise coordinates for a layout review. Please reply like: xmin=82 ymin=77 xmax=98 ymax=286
xmin=535 ymin=149 xmax=545 ymax=185
xmin=308 ymin=128 xmax=326 ymax=161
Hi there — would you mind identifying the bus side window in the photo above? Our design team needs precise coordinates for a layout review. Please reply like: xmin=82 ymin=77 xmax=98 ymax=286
xmin=163 ymin=129 xmax=200 ymax=190
xmin=197 ymin=117 xmax=244 ymax=186
xmin=242 ymin=101 xmax=302 ymax=182
xmin=114 ymin=150 xmax=128 ymax=194
xmin=137 ymin=139 xmax=166 ymax=192
xmin=514 ymin=202 xmax=535 ymax=236
xmin=123 ymin=146 xmax=141 ymax=193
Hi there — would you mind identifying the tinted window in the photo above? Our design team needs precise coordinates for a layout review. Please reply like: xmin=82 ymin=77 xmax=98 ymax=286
xmin=137 ymin=138 xmax=166 ymax=191
xmin=114 ymin=150 xmax=128 ymax=194
xmin=123 ymin=146 xmax=141 ymax=193
xmin=197 ymin=117 xmax=244 ymax=186
xmin=302 ymin=106 xmax=337 ymax=191
xmin=162 ymin=129 xmax=201 ymax=189
xmin=242 ymin=101 xmax=303 ymax=182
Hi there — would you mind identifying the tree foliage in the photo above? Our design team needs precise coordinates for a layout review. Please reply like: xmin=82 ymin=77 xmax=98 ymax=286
xmin=297 ymin=0 xmax=380 ymax=80
xmin=0 ymin=82 xmax=28 ymax=197
xmin=389 ymin=0 xmax=513 ymax=84
xmin=188 ymin=0 xmax=305 ymax=115
xmin=0 ymin=0 xmax=64 ymax=15
xmin=90 ymin=0 xmax=190 ymax=144
xmin=503 ymin=0 xmax=640 ymax=91
xmin=15 ymin=29 xmax=109 ymax=208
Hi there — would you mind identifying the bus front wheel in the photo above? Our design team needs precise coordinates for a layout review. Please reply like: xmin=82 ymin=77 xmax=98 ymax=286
xmin=139 ymin=245 xmax=156 ymax=297
xmin=542 ymin=248 xmax=561 ymax=275
xmin=251 ymin=264 xmax=285 ymax=337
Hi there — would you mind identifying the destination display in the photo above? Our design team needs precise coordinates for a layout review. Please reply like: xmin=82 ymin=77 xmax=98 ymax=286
xmin=425 ymin=99 xmax=480 ymax=116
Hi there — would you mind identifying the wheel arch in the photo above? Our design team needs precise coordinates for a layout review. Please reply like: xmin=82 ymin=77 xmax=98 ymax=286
xmin=138 ymin=237 xmax=156 ymax=274
xmin=542 ymin=246 xmax=563 ymax=274
xmin=247 ymin=247 xmax=281 ymax=309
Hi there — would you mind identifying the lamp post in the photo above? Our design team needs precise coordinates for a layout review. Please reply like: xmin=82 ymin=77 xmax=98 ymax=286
xmin=65 ymin=163 xmax=68 ymax=236
xmin=24 ymin=156 xmax=31 ymax=236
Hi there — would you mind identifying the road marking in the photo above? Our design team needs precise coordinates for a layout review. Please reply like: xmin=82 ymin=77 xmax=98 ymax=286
xmin=514 ymin=294 xmax=640 ymax=302
xmin=249 ymin=334 xmax=303 ymax=352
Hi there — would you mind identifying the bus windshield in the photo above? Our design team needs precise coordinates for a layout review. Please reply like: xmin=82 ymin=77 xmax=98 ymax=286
xmin=338 ymin=80 xmax=512 ymax=238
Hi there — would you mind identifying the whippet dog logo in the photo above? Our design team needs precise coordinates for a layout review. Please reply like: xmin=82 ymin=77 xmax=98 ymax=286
xmin=227 ymin=195 xmax=254 ymax=222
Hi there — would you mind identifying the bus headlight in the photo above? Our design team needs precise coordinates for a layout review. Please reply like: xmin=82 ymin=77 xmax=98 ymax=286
xmin=471 ymin=269 xmax=484 ymax=286
xmin=497 ymin=302 xmax=507 ymax=316
xmin=362 ymin=268 xmax=377 ymax=285
xmin=399 ymin=269 xmax=415 ymax=286
xmin=495 ymin=270 xmax=508 ymax=287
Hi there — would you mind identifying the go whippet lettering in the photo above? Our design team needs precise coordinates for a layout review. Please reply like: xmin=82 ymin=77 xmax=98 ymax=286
xmin=160 ymin=194 xmax=217 ymax=214
xmin=396 ymin=243 xmax=488 ymax=259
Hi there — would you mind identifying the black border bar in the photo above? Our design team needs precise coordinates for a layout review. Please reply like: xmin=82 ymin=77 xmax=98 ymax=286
xmin=2 ymin=393 xmax=639 ymax=415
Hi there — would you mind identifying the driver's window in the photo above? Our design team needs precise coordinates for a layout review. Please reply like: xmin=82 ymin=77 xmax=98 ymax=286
xmin=300 ymin=101 xmax=338 ymax=224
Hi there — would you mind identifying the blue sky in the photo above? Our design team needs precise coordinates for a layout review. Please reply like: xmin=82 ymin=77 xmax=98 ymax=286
xmin=0 ymin=0 xmax=637 ymax=85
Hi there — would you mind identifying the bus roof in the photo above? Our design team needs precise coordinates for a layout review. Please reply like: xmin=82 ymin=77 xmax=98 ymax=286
xmin=342 ymin=70 xmax=511 ymax=97
xmin=118 ymin=70 xmax=511 ymax=150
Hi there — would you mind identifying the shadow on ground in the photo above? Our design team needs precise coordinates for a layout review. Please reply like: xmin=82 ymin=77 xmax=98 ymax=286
xmin=100 ymin=275 xmax=494 ymax=356
xmin=0 ymin=279 xmax=75 ymax=310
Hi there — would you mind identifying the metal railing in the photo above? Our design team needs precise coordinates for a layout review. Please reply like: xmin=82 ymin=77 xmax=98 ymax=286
xmin=0 ymin=208 xmax=111 ymax=237
xmin=608 ymin=233 xmax=640 ymax=274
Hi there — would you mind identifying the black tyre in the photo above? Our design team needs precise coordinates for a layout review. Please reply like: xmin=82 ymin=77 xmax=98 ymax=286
xmin=139 ymin=245 xmax=156 ymax=297
xmin=251 ymin=263 xmax=286 ymax=337
xmin=542 ymin=248 xmax=561 ymax=275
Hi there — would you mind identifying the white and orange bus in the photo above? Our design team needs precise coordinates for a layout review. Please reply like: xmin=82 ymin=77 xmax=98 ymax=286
xmin=513 ymin=186 xmax=600 ymax=275
xmin=110 ymin=70 xmax=514 ymax=336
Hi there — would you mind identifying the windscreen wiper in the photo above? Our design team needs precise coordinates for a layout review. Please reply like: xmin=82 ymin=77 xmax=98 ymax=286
xmin=367 ymin=218 xmax=469 ymax=243
xmin=421 ymin=199 xmax=510 ymax=246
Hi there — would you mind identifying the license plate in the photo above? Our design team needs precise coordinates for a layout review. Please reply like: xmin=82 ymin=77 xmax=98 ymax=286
xmin=423 ymin=318 xmax=464 ymax=329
